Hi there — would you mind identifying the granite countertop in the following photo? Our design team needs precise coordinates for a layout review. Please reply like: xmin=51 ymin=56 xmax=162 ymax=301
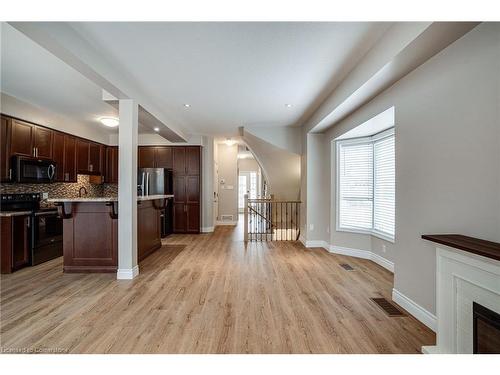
xmin=47 ymin=194 xmax=174 ymax=203
xmin=0 ymin=210 xmax=33 ymax=217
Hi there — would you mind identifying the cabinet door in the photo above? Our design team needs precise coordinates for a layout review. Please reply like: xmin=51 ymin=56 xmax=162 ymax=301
xmin=172 ymin=147 xmax=186 ymax=175
xmin=186 ymin=176 xmax=200 ymax=204
xmin=52 ymin=132 xmax=65 ymax=181
xmin=186 ymin=204 xmax=200 ymax=233
xmin=64 ymin=135 xmax=77 ymax=182
xmin=12 ymin=215 xmax=30 ymax=270
xmin=186 ymin=146 xmax=200 ymax=175
xmin=1 ymin=116 xmax=11 ymax=182
xmin=89 ymin=143 xmax=102 ymax=175
xmin=10 ymin=119 xmax=34 ymax=157
xmin=155 ymin=147 xmax=172 ymax=169
xmin=76 ymin=139 xmax=89 ymax=173
xmin=105 ymin=146 xmax=118 ymax=183
xmin=173 ymin=203 xmax=187 ymax=233
xmin=34 ymin=126 xmax=53 ymax=159
xmin=138 ymin=146 xmax=155 ymax=168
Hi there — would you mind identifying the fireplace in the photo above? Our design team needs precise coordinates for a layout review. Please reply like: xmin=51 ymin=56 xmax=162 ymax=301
xmin=473 ymin=302 xmax=500 ymax=354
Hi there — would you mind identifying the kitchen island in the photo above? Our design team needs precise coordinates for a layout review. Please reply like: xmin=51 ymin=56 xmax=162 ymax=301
xmin=48 ymin=195 xmax=173 ymax=273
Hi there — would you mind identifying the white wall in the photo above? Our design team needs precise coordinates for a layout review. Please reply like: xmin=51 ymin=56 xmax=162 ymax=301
xmin=216 ymin=143 xmax=239 ymax=222
xmin=1 ymin=93 xmax=110 ymax=144
xmin=244 ymin=125 xmax=302 ymax=154
xmin=304 ymin=23 xmax=500 ymax=316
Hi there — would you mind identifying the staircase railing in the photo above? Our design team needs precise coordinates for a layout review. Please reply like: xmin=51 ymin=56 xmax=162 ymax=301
xmin=244 ymin=194 xmax=301 ymax=242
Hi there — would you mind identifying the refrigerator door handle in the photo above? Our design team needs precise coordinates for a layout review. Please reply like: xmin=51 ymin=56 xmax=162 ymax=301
xmin=146 ymin=172 xmax=150 ymax=196
xmin=141 ymin=172 xmax=145 ymax=196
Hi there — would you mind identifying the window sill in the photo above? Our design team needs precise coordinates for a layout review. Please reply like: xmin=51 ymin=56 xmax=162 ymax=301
xmin=336 ymin=227 xmax=395 ymax=244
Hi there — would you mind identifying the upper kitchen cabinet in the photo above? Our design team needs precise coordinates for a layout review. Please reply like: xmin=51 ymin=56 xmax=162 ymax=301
xmin=52 ymin=131 xmax=65 ymax=182
xmin=155 ymin=147 xmax=172 ymax=169
xmin=138 ymin=146 xmax=156 ymax=168
xmin=1 ymin=116 xmax=11 ymax=182
xmin=10 ymin=118 xmax=54 ymax=159
xmin=33 ymin=126 xmax=53 ymax=159
xmin=77 ymin=139 xmax=103 ymax=175
xmin=105 ymin=146 xmax=118 ymax=183
xmin=10 ymin=119 xmax=34 ymax=157
xmin=172 ymin=147 xmax=186 ymax=174
xmin=63 ymin=135 xmax=77 ymax=182
xmin=186 ymin=147 xmax=200 ymax=175
xmin=138 ymin=146 xmax=172 ymax=169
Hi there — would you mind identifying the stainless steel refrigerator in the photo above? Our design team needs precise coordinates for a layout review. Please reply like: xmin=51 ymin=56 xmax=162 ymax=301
xmin=138 ymin=168 xmax=173 ymax=237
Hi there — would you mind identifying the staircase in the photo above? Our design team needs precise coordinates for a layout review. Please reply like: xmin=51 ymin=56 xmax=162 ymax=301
xmin=243 ymin=194 xmax=301 ymax=242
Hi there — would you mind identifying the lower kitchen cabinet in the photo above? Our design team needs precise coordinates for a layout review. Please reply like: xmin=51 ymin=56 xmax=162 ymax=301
xmin=0 ymin=215 xmax=31 ymax=274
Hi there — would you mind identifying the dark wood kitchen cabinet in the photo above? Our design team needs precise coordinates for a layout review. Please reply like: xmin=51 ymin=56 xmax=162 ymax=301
xmin=34 ymin=126 xmax=53 ymax=159
xmin=63 ymin=135 xmax=77 ymax=182
xmin=1 ymin=215 xmax=30 ymax=274
xmin=52 ymin=131 xmax=65 ymax=181
xmin=77 ymin=139 xmax=103 ymax=175
xmin=138 ymin=146 xmax=172 ymax=169
xmin=173 ymin=146 xmax=200 ymax=233
xmin=10 ymin=118 xmax=34 ymax=157
xmin=105 ymin=146 xmax=119 ymax=183
xmin=10 ymin=118 xmax=53 ymax=159
xmin=1 ymin=116 xmax=11 ymax=182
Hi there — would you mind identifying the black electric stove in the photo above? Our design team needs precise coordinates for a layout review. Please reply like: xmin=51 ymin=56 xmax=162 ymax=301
xmin=0 ymin=193 xmax=62 ymax=266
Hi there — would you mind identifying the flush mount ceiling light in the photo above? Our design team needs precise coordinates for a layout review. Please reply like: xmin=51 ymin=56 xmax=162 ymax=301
xmin=183 ymin=104 xmax=191 ymax=108
xmin=285 ymin=104 xmax=293 ymax=108
xmin=225 ymin=138 xmax=236 ymax=146
xmin=100 ymin=117 xmax=119 ymax=127
xmin=154 ymin=127 xmax=160 ymax=132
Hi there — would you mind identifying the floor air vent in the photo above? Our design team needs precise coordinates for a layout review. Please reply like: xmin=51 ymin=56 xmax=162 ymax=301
xmin=340 ymin=263 xmax=354 ymax=271
xmin=371 ymin=298 xmax=405 ymax=317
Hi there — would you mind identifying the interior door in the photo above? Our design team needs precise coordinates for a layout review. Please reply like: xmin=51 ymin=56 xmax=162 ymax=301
xmin=238 ymin=173 xmax=249 ymax=212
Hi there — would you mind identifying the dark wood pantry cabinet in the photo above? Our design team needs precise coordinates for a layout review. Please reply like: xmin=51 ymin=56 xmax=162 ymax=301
xmin=105 ymin=146 xmax=119 ymax=184
xmin=172 ymin=146 xmax=200 ymax=233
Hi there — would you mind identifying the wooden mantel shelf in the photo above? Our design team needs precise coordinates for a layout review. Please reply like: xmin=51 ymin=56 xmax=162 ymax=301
xmin=422 ymin=234 xmax=500 ymax=262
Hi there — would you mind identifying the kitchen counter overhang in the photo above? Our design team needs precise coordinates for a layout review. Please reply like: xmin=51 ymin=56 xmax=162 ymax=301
xmin=48 ymin=195 xmax=173 ymax=273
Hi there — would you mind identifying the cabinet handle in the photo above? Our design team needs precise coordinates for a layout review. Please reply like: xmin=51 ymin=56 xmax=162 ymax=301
xmin=89 ymin=164 xmax=93 ymax=172
xmin=26 ymin=216 xmax=30 ymax=228
xmin=8 ymin=168 xmax=12 ymax=180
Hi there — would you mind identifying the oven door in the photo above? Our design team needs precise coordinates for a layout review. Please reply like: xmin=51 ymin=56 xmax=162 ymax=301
xmin=31 ymin=211 xmax=63 ymax=266
xmin=13 ymin=156 xmax=56 ymax=183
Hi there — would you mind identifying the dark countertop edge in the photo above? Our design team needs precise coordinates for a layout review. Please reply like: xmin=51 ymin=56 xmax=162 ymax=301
xmin=422 ymin=234 xmax=500 ymax=262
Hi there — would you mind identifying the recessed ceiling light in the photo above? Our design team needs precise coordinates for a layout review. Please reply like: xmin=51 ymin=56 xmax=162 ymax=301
xmin=154 ymin=127 xmax=160 ymax=132
xmin=183 ymin=104 xmax=191 ymax=108
xmin=100 ymin=117 xmax=119 ymax=127
xmin=285 ymin=104 xmax=293 ymax=108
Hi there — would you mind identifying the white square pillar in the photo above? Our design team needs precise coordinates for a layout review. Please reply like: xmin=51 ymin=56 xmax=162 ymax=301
xmin=117 ymin=99 xmax=139 ymax=279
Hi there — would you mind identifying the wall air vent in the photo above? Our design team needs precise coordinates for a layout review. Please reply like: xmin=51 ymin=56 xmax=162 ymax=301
xmin=220 ymin=215 xmax=234 ymax=222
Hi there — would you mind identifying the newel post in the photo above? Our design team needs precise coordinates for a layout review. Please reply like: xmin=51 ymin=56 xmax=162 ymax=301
xmin=244 ymin=194 xmax=249 ymax=242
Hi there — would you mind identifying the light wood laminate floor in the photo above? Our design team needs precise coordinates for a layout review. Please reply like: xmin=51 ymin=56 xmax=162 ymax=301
xmin=0 ymin=225 xmax=434 ymax=353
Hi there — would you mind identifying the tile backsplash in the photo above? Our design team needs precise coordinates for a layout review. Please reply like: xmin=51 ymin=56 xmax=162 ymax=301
xmin=0 ymin=175 xmax=118 ymax=207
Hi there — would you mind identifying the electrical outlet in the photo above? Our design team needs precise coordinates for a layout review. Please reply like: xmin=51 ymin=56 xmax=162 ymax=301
xmin=42 ymin=192 xmax=48 ymax=199
xmin=309 ymin=224 xmax=314 ymax=231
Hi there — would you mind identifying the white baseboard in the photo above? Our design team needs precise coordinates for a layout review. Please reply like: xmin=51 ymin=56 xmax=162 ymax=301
xmin=392 ymin=288 xmax=437 ymax=332
xmin=201 ymin=226 xmax=214 ymax=233
xmin=215 ymin=220 xmax=238 ymax=226
xmin=117 ymin=265 xmax=139 ymax=280
xmin=421 ymin=345 xmax=441 ymax=354
xmin=328 ymin=245 xmax=395 ymax=273
xmin=305 ymin=240 xmax=329 ymax=250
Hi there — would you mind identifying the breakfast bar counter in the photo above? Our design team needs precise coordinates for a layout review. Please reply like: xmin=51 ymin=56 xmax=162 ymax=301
xmin=48 ymin=195 xmax=173 ymax=273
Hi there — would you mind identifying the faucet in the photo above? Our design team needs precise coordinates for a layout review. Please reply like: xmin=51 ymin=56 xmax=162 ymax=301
xmin=78 ymin=186 xmax=88 ymax=198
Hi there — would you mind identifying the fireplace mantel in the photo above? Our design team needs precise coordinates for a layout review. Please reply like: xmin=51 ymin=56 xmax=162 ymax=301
xmin=422 ymin=234 xmax=500 ymax=354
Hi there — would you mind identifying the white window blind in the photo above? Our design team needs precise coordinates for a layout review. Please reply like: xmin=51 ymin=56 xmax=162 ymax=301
xmin=373 ymin=135 xmax=395 ymax=237
xmin=337 ymin=129 xmax=395 ymax=241
xmin=338 ymin=142 xmax=373 ymax=230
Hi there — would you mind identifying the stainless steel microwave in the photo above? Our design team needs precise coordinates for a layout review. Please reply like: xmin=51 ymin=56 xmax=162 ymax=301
xmin=12 ymin=156 xmax=57 ymax=183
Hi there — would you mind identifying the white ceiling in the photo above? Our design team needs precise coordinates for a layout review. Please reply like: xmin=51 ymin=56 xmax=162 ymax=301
xmin=2 ymin=22 xmax=392 ymax=138
xmin=0 ymin=23 xmax=122 ymax=135
xmin=69 ymin=22 xmax=391 ymax=136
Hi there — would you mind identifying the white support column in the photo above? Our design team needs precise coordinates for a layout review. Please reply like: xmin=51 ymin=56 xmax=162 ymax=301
xmin=117 ymin=99 xmax=139 ymax=280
